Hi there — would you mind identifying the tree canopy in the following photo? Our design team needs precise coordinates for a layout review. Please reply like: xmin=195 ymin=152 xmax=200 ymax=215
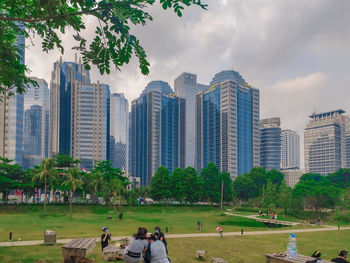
xmin=0 ymin=0 xmax=207 ymax=95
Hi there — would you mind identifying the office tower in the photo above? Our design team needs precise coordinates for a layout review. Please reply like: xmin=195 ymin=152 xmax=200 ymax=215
xmin=0 ymin=27 xmax=25 ymax=165
xmin=49 ymin=57 xmax=90 ymax=157
xmin=109 ymin=93 xmax=129 ymax=171
xmin=304 ymin=110 xmax=347 ymax=175
xmin=70 ymin=82 xmax=110 ymax=170
xmin=281 ymin=130 xmax=300 ymax=169
xmin=174 ymin=73 xmax=208 ymax=167
xmin=131 ymin=81 xmax=185 ymax=186
xmin=196 ymin=70 xmax=260 ymax=179
xmin=260 ymin=117 xmax=281 ymax=171
xmin=128 ymin=112 xmax=132 ymax=175
xmin=22 ymin=78 xmax=50 ymax=169
xmin=282 ymin=168 xmax=303 ymax=188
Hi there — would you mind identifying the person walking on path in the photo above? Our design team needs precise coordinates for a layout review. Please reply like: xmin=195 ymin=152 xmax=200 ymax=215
xmin=123 ymin=227 xmax=148 ymax=263
xmin=101 ymin=226 xmax=111 ymax=251
xmin=332 ymin=250 xmax=349 ymax=263
xmin=216 ymin=225 xmax=223 ymax=238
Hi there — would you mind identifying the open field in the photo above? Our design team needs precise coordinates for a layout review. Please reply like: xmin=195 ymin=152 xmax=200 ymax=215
xmin=0 ymin=230 xmax=349 ymax=263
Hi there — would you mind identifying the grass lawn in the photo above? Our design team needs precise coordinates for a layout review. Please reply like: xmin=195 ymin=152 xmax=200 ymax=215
xmin=0 ymin=230 xmax=349 ymax=263
xmin=0 ymin=205 xmax=275 ymax=242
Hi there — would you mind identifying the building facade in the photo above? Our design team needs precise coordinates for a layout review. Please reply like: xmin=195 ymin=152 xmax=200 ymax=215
xmin=109 ymin=93 xmax=129 ymax=171
xmin=304 ymin=110 xmax=347 ymax=175
xmin=196 ymin=70 xmax=260 ymax=179
xmin=281 ymin=129 xmax=300 ymax=169
xmin=260 ymin=117 xmax=281 ymax=171
xmin=23 ymin=78 xmax=50 ymax=169
xmin=174 ymin=73 xmax=208 ymax=167
xmin=281 ymin=168 xmax=303 ymax=188
xmin=70 ymin=82 xmax=110 ymax=170
xmin=49 ymin=57 xmax=90 ymax=158
xmin=131 ymin=81 xmax=185 ymax=186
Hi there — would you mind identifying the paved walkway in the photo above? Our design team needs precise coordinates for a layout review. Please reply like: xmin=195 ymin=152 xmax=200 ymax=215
xmin=1 ymin=226 xmax=349 ymax=247
xmin=224 ymin=212 xmax=301 ymax=226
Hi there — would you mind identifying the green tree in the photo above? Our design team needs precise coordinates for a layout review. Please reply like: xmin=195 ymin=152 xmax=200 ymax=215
xmin=220 ymin=171 xmax=234 ymax=202
xmin=300 ymin=173 xmax=324 ymax=183
xmin=61 ymin=167 xmax=83 ymax=217
xmin=150 ymin=166 xmax=171 ymax=202
xmin=266 ymin=169 xmax=284 ymax=185
xmin=0 ymin=0 xmax=206 ymax=95
xmin=183 ymin=166 xmax=203 ymax=203
xmin=170 ymin=168 xmax=186 ymax=202
xmin=200 ymin=162 xmax=221 ymax=203
xmin=0 ymin=157 xmax=23 ymax=203
xmin=32 ymin=158 xmax=58 ymax=214
xmin=232 ymin=173 xmax=258 ymax=201
xmin=328 ymin=168 xmax=350 ymax=189
xmin=261 ymin=180 xmax=277 ymax=213
xmin=277 ymin=181 xmax=292 ymax=215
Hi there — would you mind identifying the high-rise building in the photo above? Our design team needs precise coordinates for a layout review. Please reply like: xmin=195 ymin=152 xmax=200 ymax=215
xmin=304 ymin=110 xmax=347 ymax=175
xmin=49 ymin=57 xmax=90 ymax=157
xmin=260 ymin=117 xmax=281 ymax=171
xmin=281 ymin=168 xmax=303 ymax=188
xmin=0 ymin=27 xmax=25 ymax=165
xmin=281 ymin=129 xmax=300 ymax=169
xmin=131 ymin=81 xmax=185 ymax=186
xmin=174 ymin=73 xmax=208 ymax=167
xmin=196 ymin=70 xmax=260 ymax=179
xmin=70 ymin=82 xmax=110 ymax=169
xmin=109 ymin=93 xmax=129 ymax=171
xmin=23 ymin=78 xmax=50 ymax=169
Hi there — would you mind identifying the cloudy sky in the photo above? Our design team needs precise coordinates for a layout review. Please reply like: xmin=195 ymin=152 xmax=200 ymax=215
xmin=26 ymin=0 xmax=350 ymax=168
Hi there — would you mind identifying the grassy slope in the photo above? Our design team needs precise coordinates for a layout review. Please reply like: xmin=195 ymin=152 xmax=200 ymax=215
xmin=1 ymin=230 xmax=349 ymax=263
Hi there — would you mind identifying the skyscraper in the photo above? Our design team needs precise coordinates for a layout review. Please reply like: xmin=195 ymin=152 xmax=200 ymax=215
xmin=0 ymin=26 xmax=25 ymax=165
xmin=259 ymin=117 xmax=281 ymax=171
xmin=23 ymin=78 xmax=50 ymax=169
xmin=196 ymin=70 xmax=260 ymax=179
xmin=109 ymin=93 xmax=129 ymax=171
xmin=49 ymin=57 xmax=90 ymax=157
xmin=281 ymin=129 xmax=300 ymax=169
xmin=174 ymin=72 xmax=208 ymax=168
xmin=131 ymin=81 xmax=185 ymax=186
xmin=304 ymin=110 xmax=347 ymax=175
xmin=70 ymin=82 xmax=110 ymax=169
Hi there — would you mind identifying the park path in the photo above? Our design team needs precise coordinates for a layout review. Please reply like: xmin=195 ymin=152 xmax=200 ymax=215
xmin=224 ymin=212 xmax=301 ymax=226
xmin=0 ymin=226 xmax=349 ymax=247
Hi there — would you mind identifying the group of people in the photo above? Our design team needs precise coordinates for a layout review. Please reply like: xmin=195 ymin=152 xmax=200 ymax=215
xmin=101 ymin=226 xmax=169 ymax=263
xmin=307 ymin=249 xmax=349 ymax=263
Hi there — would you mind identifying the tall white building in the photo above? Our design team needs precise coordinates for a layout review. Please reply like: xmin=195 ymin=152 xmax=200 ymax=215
xmin=304 ymin=110 xmax=347 ymax=175
xmin=23 ymin=77 xmax=50 ymax=169
xmin=109 ymin=93 xmax=129 ymax=172
xmin=174 ymin=73 xmax=208 ymax=168
xmin=281 ymin=129 xmax=300 ymax=169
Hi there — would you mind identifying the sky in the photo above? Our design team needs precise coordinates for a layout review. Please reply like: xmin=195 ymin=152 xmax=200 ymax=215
xmin=25 ymin=0 xmax=350 ymax=168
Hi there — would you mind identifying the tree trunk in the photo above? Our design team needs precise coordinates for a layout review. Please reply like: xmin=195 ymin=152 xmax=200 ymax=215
xmin=44 ymin=174 xmax=47 ymax=215
xmin=69 ymin=190 xmax=73 ymax=217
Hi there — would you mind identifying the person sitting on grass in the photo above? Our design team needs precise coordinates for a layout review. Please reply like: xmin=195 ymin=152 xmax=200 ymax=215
xmin=123 ymin=227 xmax=148 ymax=263
xmin=332 ymin=250 xmax=349 ymax=263
xmin=154 ymin=226 xmax=168 ymax=254
xmin=144 ymin=233 xmax=170 ymax=263
xmin=101 ymin=226 xmax=111 ymax=251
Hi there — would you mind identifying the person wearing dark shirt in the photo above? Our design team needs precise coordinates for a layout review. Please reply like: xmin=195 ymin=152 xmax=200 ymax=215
xmin=154 ymin=226 xmax=167 ymax=254
xmin=332 ymin=250 xmax=349 ymax=263
xmin=101 ymin=226 xmax=111 ymax=251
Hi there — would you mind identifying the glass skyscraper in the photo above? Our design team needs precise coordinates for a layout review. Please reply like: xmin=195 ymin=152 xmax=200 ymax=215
xmin=281 ymin=129 xmax=300 ymax=169
xmin=109 ymin=93 xmax=129 ymax=171
xmin=259 ymin=117 xmax=281 ymax=171
xmin=23 ymin=78 xmax=50 ymax=169
xmin=131 ymin=81 xmax=185 ymax=186
xmin=196 ymin=70 xmax=260 ymax=179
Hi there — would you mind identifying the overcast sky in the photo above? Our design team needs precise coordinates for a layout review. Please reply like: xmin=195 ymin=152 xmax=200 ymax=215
xmin=26 ymin=0 xmax=350 ymax=168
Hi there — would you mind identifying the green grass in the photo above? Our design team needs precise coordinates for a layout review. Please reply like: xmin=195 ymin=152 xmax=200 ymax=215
xmin=1 ymin=230 xmax=349 ymax=262
xmin=0 ymin=205 xmax=276 ymax=242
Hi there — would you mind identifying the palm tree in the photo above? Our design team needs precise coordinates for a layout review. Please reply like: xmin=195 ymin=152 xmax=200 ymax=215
xmin=61 ymin=167 xmax=83 ymax=217
xmin=32 ymin=159 xmax=58 ymax=214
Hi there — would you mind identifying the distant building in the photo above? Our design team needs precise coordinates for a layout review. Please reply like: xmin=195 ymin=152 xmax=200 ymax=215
xmin=260 ymin=117 xmax=281 ymax=171
xmin=70 ymin=82 xmax=110 ymax=170
xmin=23 ymin=78 xmax=50 ymax=169
xmin=174 ymin=73 xmax=208 ymax=167
xmin=196 ymin=70 xmax=260 ymax=179
xmin=281 ymin=130 xmax=300 ymax=169
xmin=281 ymin=168 xmax=303 ymax=188
xmin=109 ymin=93 xmax=129 ymax=171
xmin=131 ymin=81 xmax=185 ymax=186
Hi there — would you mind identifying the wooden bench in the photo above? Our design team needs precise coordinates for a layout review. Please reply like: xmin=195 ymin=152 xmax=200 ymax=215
xmin=265 ymin=254 xmax=332 ymax=263
xmin=196 ymin=250 xmax=206 ymax=258
xmin=211 ymin=257 xmax=227 ymax=263
xmin=62 ymin=238 xmax=96 ymax=263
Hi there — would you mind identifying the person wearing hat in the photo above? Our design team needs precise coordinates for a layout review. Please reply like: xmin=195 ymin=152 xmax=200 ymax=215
xmin=332 ymin=250 xmax=349 ymax=263
xmin=101 ymin=226 xmax=111 ymax=251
